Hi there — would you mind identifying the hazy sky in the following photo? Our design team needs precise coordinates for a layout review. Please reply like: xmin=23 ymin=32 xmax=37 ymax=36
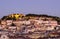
xmin=0 ymin=0 xmax=60 ymax=18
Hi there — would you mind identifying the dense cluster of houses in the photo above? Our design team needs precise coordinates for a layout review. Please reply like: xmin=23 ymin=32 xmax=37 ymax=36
xmin=0 ymin=14 xmax=60 ymax=39
xmin=0 ymin=14 xmax=60 ymax=33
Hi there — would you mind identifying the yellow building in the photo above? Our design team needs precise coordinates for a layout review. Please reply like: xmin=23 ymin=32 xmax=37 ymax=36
xmin=8 ymin=13 xmax=25 ymax=19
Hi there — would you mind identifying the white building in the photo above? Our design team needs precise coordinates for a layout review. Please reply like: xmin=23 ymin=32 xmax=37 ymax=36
xmin=0 ymin=34 xmax=9 ymax=39
xmin=23 ymin=21 xmax=30 ymax=25
xmin=6 ymin=20 xmax=13 ymax=26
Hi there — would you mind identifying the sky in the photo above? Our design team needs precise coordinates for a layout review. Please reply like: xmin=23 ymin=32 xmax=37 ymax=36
xmin=0 ymin=0 xmax=60 ymax=18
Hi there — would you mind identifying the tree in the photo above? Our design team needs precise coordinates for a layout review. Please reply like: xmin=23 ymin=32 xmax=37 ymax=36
xmin=1 ymin=16 xmax=7 ymax=20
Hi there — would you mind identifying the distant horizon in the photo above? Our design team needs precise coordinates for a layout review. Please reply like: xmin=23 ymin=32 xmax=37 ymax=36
xmin=0 ymin=0 xmax=60 ymax=18
xmin=0 ymin=13 xmax=60 ymax=19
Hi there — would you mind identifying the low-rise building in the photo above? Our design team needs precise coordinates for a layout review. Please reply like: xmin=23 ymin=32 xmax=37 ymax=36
xmin=6 ymin=20 xmax=13 ymax=26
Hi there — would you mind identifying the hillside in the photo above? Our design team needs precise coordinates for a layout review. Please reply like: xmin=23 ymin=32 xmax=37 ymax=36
xmin=1 ymin=14 xmax=60 ymax=23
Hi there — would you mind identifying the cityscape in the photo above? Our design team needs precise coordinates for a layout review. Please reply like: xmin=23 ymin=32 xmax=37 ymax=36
xmin=0 ymin=13 xmax=60 ymax=39
xmin=0 ymin=0 xmax=60 ymax=39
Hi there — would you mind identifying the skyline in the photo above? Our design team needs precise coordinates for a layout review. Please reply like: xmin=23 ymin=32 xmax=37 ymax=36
xmin=0 ymin=0 xmax=60 ymax=18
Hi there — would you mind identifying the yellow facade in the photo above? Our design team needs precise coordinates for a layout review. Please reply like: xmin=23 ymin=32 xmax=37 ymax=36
xmin=8 ymin=14 xmax=25 ymax=19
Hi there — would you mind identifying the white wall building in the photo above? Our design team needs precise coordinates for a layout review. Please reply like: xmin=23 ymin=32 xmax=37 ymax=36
xmin=6 ymin=20 xmax=13 ymax=26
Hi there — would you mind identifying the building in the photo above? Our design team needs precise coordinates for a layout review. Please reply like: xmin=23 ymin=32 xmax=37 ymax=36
xmin=6 ymin=20 xmax=13 ymax=26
